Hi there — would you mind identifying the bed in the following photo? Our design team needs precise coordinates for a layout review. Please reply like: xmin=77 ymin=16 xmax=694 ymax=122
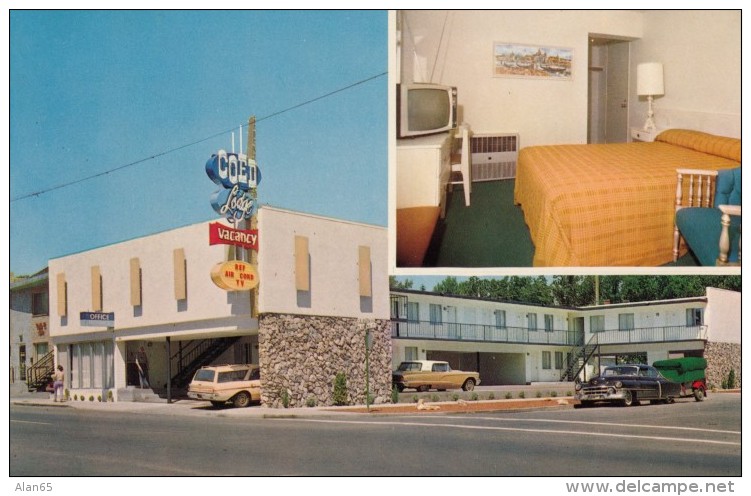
xmin=513 ymin=129 xmax=741 ymax=266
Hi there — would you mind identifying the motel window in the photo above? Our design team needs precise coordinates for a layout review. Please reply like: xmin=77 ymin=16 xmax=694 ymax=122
xmin=68 ymin=341 xmax=114 ymax=390
xmin=429 ymin=304 xmax=442 ymax=325
xmin=527 ymin=313 xmax=537 ymax=331
xmin=407 ymin=302 xmax=419 ymax=322
xmin=590 ymin=315 xmax=605 ymax=333
xmin=544 ymin=314 xmax=554 ymax=332
xmin=686 ymin=308 xmax=704 ymax=326
xmin=494 ymin=309 xmax=506 ymax=329
xmin=32 ymin=291 xmax=48 ymax=316
xmin=555 ymin=351 xmax=564 ymax=370
xmin=405 ymin=346 xmax=418 ymax=361
xmin=542 ymin=351 xmax=551 ymax=369
xmin=618 ymin=313 xmax=635 ymax=331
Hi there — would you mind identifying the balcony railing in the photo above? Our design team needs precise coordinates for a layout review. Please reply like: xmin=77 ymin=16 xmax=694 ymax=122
xmin=391 ymin=320 xmax=707 ymax=346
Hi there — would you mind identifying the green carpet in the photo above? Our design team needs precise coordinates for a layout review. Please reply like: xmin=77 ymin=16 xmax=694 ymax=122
xmin=423 ymin=179 xmax=698 ymax=268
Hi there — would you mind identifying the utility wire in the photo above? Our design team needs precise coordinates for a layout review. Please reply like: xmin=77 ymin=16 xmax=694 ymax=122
xmin=11 ymin=71 xmax=387 ymax=203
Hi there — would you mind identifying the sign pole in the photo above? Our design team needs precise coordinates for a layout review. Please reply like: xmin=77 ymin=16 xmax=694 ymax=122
xmin=247 ymin=116 xmax=259 ymax=318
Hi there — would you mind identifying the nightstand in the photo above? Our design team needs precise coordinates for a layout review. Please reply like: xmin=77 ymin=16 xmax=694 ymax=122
xmin=630 ymin=127 xmax=659 ymax=142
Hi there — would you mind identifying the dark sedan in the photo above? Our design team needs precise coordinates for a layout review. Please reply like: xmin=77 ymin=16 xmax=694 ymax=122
xmin=575 ymin=364 xmax=682 ymax=407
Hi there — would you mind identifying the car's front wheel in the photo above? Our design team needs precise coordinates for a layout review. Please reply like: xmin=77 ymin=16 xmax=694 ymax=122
xmin=694 ymin=389 xmax=705 ymax=402
xmin=462 ymin=378 xmax=476 ymax=391
xmin=621 ymin=389 xmax=635 ymax=407
xmin=233 ymin=391 xmax=252 ymax=408
xmin=417 ymin=385 xmax=430 ymax=393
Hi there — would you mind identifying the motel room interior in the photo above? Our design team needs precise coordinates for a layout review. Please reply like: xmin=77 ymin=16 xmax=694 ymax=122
xmin=392 ymin=10 xmax=741 ymax=269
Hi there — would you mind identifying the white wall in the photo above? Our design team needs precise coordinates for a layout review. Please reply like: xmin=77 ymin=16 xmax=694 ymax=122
xmin=48 ymin=221 xmax=252 ymax=342
xmin=257 ymin=206 xmax=389 ymax=320
xmin=400 ymin=10 xmax=740 ymax=144
xmin=400 ymin=10 xmax=643 ymax=146
xmin=630 ymin=11 xmax=741 ymax=137
xmin=704 ymin=288 xmax=742 ymax=344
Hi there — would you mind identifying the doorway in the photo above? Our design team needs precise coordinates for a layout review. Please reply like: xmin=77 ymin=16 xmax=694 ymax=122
xmin=588 ymin=36 xmax=633 ymax=144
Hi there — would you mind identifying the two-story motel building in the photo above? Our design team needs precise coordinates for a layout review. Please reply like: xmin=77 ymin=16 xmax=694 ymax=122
xmin=390 ymin=287 xmax=740 ymax=388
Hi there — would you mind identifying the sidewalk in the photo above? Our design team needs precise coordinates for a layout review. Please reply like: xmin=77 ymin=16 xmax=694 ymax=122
xmin=10 ymin=390 xmax=577 ymax=418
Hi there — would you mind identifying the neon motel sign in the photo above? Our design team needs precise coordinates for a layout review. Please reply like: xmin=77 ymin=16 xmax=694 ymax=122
xmin=206 ymin=150 xmax=261 ymax=223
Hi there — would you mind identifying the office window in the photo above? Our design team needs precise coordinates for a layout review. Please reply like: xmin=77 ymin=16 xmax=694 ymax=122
xmin=407 ymin=302 xmax=419 ymax=322
xmin=68 ymin=341 xmax=114 ymax=390
xmin=618 ymin=313 xmax=635 ymax=331
xmin=590 ymin=315 xmax=605 ymax=332
xmin=32 ymin=291 xmax=48 ymax=316
xmin=542 ymin=351 xmax=551 ymax=369
xmin=528 ymin=313 xmax=537 ymax=331
xmin=686 ymin=308 xmax=704 ymax=326
xmin=429 ymin=304 xmax=442 ymax=324
xmin=494 ymin=309 xmax=506 ymax=329
xmin=544 ymin=314 xmax=554 ymax=332
xmin=555 ymin=351 xmax=564 ymax=370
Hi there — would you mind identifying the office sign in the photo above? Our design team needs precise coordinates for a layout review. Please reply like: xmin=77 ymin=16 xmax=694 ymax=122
xmin=211 ymin=261 xmax=259 ymax=291
xmin=208 ymin=222 xmax=258 ymax=250
xmin=80 ymin=312 xmax=115 ymax=327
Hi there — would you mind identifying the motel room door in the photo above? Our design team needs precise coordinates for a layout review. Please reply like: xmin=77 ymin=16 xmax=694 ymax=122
xmin=588 ymin=38 xmax=631 ymax=143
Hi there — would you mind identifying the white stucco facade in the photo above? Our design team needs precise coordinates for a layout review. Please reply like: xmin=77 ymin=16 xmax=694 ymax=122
xmin=47 ymin=206 xmax=388 ymax=401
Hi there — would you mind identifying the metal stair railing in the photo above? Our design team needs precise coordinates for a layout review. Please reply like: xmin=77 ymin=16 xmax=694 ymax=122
xmin=560 ymin=333 xmax=599 ymax=382
xmin=170 ymin=337 xmax=241 ymax=388
xmin=26 ymin=350 xmax=55 ymax=392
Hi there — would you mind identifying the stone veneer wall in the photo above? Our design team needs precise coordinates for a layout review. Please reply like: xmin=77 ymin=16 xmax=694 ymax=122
xmin=704 ymin=341 xmax=741 ymax=389
xmin=259 ymin=313 xmax=392 ymax=408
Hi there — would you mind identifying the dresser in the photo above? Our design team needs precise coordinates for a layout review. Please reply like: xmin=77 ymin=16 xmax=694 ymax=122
xmin=396 ymin=132 xmax=453 ymax=216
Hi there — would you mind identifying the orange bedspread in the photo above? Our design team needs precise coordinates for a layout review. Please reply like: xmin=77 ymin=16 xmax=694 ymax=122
xmin=514 ymin=130 xmax=740 ymax=266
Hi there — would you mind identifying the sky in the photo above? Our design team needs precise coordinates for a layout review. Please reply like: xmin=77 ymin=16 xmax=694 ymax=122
xmin=9 ymin=10 xmax=387 ymax=276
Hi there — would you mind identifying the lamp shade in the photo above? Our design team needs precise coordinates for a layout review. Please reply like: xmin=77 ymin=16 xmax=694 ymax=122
xmin=637 ymin=62 xmax=664 ymax=96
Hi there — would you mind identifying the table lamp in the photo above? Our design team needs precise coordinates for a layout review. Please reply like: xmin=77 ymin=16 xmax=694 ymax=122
xmin=637 ymin=62 xmax=664 ymax=132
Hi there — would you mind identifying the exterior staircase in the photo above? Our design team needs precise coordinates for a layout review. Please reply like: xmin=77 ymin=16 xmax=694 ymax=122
xmin=169 ymin=337 xmax=242 ymax=389
xmin=560 ymin=334 xmax=600 ymax=382
xmin=26 ymin=351 xmax=55 ymax=392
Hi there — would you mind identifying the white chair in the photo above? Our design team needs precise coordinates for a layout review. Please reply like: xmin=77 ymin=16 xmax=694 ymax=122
xmin=449 ymin=124 xmax=472 ymax=207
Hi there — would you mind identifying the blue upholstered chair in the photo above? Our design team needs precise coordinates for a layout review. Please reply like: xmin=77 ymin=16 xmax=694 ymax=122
xmin=673 ymin=167 xmax=741 ymax=266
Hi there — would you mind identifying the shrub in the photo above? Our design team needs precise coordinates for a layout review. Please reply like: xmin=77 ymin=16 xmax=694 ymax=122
xmin=391 ymin=385 xmax=400 ymax=404
xmin=518 ymin=391 xmax=525 ymax=399
xmin=97 ymin=395 xmax=102 ymax=402
xmin=536 ymin=391 xmax=542 ymax=398
xmin=727 ymin=369 xmax=736 ymax=389
xmin=332 ymin=372 xmax=348 ymax=406
xmin=566 ymin=390 xmax=573 ymax=397
xmin=412 ymin=395 xmax=419 ymax=403
xmin=431 ymin=394 xmax=439 ymax=403
xmin=451 ymin=393 xmax=460 ymax=401
xmin=305 ymin=397 xmax=317 ymax=408
xmin=89 ymin=395 xmax=95 ymax=402
xmin=107 ymin=390 xmax=113 ymax=402
xmin=504 ymin=392 xmax=512 ymax=399
xmin=488 ymin=392 xmax=495 ymax=400
xmin=80 ymin=396 xmax=85 ymax=402
xmin=550 ymin=391 xmax=558 ymax=398
xmin=280 ymin=389 xmax=290 ymax=408
xmin=469 ymin=392 xmax=479 ymax=401
xmin=65 ymin=389 xmax=70 ymax=400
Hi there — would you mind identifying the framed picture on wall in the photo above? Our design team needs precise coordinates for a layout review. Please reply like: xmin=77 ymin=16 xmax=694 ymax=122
xmin=493 ymin=42 xmax=573 ymax=80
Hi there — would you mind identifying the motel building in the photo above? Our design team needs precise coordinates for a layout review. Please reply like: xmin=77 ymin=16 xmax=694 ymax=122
xmin=47 ymin=206 xmax=390 ymax=407
xmin=389 ymin=287 xmax=740 ymax=388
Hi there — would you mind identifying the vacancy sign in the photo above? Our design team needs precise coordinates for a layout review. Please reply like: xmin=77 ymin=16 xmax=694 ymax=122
xmin=209 ymin=222 xmax=258 ymax=250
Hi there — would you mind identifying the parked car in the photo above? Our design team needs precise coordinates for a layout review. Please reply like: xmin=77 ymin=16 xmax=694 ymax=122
xmin=187 ymin=364 xmax=261 ymax=408
xmin=392 ymin=360 xmax=480 ymax=392
xmin=575 ymin=364 xmax=682 ymax=407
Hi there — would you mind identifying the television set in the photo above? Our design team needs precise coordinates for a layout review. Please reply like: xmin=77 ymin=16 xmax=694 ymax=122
xmin=397 ymin=83 xmax=458 ymax=138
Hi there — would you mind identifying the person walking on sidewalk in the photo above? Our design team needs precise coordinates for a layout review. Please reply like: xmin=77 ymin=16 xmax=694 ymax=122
xmin=52 ymin=365 xmax=65 ymax=402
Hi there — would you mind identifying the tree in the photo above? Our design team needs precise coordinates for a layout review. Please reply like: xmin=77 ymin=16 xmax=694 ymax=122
xmin=389 ymin=276 xmax=413 ymax=290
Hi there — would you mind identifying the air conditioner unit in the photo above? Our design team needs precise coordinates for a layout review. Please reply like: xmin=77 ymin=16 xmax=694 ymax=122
xmin=470 ymin=133 xmax=519 ymax=181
